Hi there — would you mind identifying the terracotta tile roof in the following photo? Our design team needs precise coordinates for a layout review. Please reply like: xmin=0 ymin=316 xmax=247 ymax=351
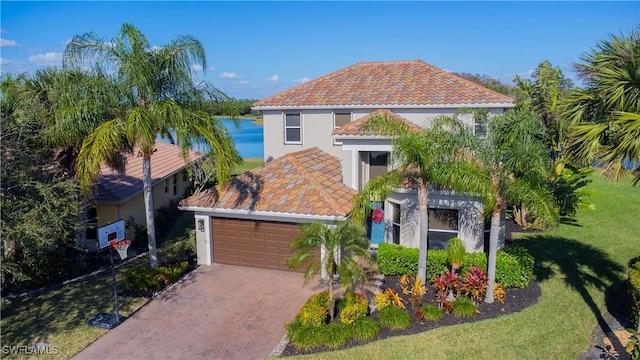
xmin=179 ymin=148 xmax=356 ymax=217
xmin=253 ymin=60 xmax=514 ymax=108
xmin=332 ymin=109 xmax=422 ymax=136
xmin=95 ymin=142 xmax=203 ymax=203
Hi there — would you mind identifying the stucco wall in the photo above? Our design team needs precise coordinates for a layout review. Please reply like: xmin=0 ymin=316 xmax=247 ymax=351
xmin=95 ymin=171 xmax=191 ymax=239
xmin=385 ymin=189 xmax=487 ymax=253
xmin=263 ymin=107 xmax=508 ymax=189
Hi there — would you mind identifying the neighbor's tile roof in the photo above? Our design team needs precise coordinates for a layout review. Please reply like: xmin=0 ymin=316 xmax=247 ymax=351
xmin=95 ymin=142 xmax=203 ymax=203
xmin=332 ymin=109 xmax=422 ymax=136
xmin=179 ymin=147 xmax=356 ymax=217
xmin=254 ymin=60 xmax=514 ymax=108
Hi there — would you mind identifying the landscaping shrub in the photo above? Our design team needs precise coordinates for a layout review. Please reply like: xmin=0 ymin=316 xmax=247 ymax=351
xmin=338 ymin=292 xmax=369 ymax=325
xmin=420 ymin=304 xmax=443 ymax=321
xmin=451 ymin=296 xmax=476 ymax=318
xmin=447 ymin=237 xmax=466 ymax=270
xmin=376 ymin=243 xmax=419 ymax=275
xmin=300 ymin=303 xmax=329 ymax=327
xmin=124 ymin=261 xmax=189 ymax=294
xmin=461 ymin=265 xmax=488 ymax=303
xmin=374 ymin=292 xmax=391 ymax=311
xmin=377 ymin=244 xmax=534 ymax=288
xmin=349 ymin=317 xmax=380 ymax=341
xmin=377 ymin=305 xmax=411 ymax=329
xmin=629 ymin=257 xmax=640 ymax=329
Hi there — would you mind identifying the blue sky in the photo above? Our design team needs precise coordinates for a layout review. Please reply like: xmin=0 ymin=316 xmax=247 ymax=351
xmin=1 ymin=1 xmax=638 ymax=100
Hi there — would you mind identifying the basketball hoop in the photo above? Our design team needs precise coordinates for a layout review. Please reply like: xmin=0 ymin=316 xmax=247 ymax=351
xmin=110 ymin=239 xmax=131 ymax=260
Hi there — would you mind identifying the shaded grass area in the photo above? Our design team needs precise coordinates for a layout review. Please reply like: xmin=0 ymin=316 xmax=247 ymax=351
xmin=233 ymin=158 xmax=264 ymax=175
xmin=276 ymin=174 xmax=640 ymax=359
xmin=0 ymin=212 xmax=195 ymax=359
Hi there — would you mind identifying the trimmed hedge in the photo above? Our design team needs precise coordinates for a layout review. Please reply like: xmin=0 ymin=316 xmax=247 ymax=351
xmin=377 ymin=243 xmax=534 ymax=288
xmin=629 ymin=258 xmax=640 ymax=328
xmin=377 ymin=243 xmax=419 ymax=276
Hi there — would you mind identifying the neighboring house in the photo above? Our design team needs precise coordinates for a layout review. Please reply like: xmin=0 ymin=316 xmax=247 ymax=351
xmin=85 ymin=141 xmax=202 ymax=250
xmin=180 ymin=59 xmax=515 ymax=269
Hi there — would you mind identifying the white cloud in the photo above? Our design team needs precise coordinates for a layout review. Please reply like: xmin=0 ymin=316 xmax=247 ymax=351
xmin=237 ymin=80 xmax=250 ymax=85
xmin=190 ymin=64 xmax=203 ymax=71
xmin=209 ymin=66 xmax=216 ymax=72
xmin=28 ymin=52 xmax=62 ymax=66
xmin=296 ymin=77 xmax=311 ymax=83
xmin=0 ymin=38 xmax=19 ymax=48
xmin=515 ymin=69 xmax=534 ymax=78
xmin=0 ymin=57 xmax=29 ymax=73
xmin=219 ymin=72 xmax=239 ymax=79
xmin=267 ymin=75 xmax=279 ymax=82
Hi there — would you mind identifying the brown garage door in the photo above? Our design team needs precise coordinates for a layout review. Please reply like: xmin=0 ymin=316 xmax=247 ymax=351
xmin=212 ymin=218 xmax=305 ymax=271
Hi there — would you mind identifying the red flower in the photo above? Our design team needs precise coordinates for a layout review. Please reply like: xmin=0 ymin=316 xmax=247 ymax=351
xmin=372 ymin=207 xmax=384 ymax=223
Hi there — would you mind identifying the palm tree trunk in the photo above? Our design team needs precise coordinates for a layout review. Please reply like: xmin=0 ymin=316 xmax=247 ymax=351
xmin=142 ymin=155 xmax=158 ymax=268
xmin=485 ymin=205 xmax=502 ymax=303
xmin=417 ymin=178 xmax=429 ymax=284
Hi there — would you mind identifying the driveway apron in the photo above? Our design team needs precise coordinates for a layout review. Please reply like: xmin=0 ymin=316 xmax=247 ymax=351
xmin=73 ymin=264 xmax=319 ymax=360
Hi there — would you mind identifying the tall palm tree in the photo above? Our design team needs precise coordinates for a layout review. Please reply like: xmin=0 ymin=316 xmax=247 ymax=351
xmin=563 ymin=26 xmax=640 ymax=185
xmin=351 ymin=113 xmax=451 ymax=283
xmin=64 ymin=23 xmax=241 ymax=268
xmin=430 ymin=108 xmax=559 ymax=303
xmin=286 ymin=220 xmax=374 ymax=321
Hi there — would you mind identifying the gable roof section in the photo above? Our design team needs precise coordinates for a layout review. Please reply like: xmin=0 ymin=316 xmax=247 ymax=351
xmin=332 ymin=109 xmax=422 ymax=137
xmin=95 ymin=141 xmax=203 ymax=203
xmin=179 ymin=147 xmax=357 ymax=217
xmin=253 ymin=60 xmax=514 ymax=109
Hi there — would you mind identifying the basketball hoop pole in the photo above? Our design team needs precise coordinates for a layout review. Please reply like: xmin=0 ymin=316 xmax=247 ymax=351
xmin=109 ymin=246 xmax=121 ymax=323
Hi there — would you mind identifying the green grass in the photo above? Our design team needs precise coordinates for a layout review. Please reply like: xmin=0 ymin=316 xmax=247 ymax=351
xmin=275 ymin=174 xmax=640 ymax=359
xmin=233 ymin=158 xmax=264 ymax=175
xmin=0 ymin=212 xmax=196 ymax=359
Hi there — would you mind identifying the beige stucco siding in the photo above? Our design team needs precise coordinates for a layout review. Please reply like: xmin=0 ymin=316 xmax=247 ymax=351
xmin=95 ymin=172 xmax=190 ymax=239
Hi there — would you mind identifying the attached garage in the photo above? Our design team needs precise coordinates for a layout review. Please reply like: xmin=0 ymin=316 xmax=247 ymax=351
xmin=212 ymin=218 xmax=302 ymax=271
xmin=178 ymin=148 xmax=358 ymax=272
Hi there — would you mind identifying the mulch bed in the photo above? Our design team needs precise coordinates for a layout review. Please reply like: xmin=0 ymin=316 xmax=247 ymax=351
xmin=280 ymin=275 xmax=541 ymax=357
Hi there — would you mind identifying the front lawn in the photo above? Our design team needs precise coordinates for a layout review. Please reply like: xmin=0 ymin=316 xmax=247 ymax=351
xmin=276 ymin=174 xmax=640 ymax=359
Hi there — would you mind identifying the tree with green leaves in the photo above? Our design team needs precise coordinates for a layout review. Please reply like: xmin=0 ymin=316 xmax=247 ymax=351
xmin=286 ymin=220 xmax=375 ymax=321
xmin=562 ymin=26 xmax=640 ymax=185
xmin=64 ymin=23 xmax=241 ymax=268
xmin=514 ymin=60 xmax=575 ymax=160
xmin=1 ymin=74 xmax=85 ymax=291
xmin=429 ymin=108 xmax=559 ymax=302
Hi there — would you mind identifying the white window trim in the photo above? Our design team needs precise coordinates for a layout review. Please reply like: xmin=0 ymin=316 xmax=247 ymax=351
xmin=333 ymin=112 xmax=352 ymax=145
xmin=284 ymin=112 xmax=302 ymax=144
xmin=386 ymin=199 xmax=404 ymax=245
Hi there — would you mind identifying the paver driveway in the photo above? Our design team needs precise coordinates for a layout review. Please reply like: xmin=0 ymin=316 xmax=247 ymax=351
xmin=74 ymin=264 xmax=319 ymax=360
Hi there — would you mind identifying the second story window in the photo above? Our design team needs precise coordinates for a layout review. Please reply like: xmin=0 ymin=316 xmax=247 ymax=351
xmin=284 ymin=113 xmax=301 ymax=144
xmin=333 ymin=112 xmax=351 ymax=145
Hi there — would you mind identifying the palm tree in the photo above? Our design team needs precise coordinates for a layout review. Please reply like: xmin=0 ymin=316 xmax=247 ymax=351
xmin=64 ymin=23 xmax=241 ymax=268
xmin=351 ymin=115 xmax=450 ymax=283
xmin=430 ymin=108 xmax=559 ymax=303
xmin=286 ymin=220 xmax=374 ymax=321
xmin=19 ymin=67 xmax=123 ymax=177
xmin=562 ymin=26 xmax=640 ymax=185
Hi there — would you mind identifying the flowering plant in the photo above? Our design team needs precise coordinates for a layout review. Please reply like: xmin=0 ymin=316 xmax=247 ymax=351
xmin=372 ymin=207 xmax=384 ymax=223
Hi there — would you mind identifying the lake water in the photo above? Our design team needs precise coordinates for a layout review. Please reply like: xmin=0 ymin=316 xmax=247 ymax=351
xmin=222 ymin=119 xmax=264 ymax=159
xmin=159 ymin=118 xmax=264 ymax=159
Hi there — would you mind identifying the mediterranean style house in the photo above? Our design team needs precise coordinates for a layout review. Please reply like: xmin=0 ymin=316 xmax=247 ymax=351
xmin=179 ymin=59 xmax=515 ymax=270
xmin=85 ymin=141 xmax=202 ymax=250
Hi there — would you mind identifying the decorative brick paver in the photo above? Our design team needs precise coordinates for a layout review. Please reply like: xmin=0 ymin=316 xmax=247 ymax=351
xmin=74 ymin=264 xmax=319 ymax=360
